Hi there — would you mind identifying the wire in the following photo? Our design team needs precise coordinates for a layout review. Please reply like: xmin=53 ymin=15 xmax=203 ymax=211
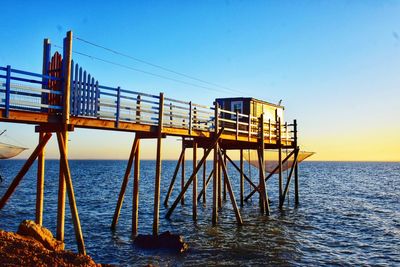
xmin=54 ymin=44 xmax=243 ymax=94
xmin=74 ymin=36 xmax=248 ymax=96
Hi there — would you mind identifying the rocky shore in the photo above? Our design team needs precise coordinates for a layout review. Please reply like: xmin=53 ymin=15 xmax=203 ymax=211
xmin=0 ymin=220 xmax=103 ymax=266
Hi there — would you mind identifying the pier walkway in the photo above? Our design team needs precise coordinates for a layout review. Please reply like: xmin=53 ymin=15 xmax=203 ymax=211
xmin=0 ymin=32 xmax=300 ymax=255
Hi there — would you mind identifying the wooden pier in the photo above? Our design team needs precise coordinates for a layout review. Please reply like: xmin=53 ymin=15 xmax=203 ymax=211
xmin=0 ymin=31 xmax=301 ymax=255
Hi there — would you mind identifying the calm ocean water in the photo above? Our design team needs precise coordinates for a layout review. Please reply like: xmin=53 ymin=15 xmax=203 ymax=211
xmin=0 ymin=160 xmax=399 ymax=266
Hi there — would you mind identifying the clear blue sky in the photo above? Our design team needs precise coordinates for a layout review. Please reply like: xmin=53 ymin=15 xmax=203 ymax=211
xmin=0 ymin=1 xmax=399 ymax=161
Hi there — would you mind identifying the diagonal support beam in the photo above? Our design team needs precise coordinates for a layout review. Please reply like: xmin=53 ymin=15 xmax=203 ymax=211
xmin=0 ymin=133 xmax=52 ymax=210
xmin=279 ymin=148 xmax=299 ymax=208
xmin=111 ymin=136 xmax=140 ymax=229
xmin=257 ymin=147 xmax=270 ymax=215
xmin=218 ymin=148 xmax=243 ymax=225
xmin=166 ymin=128 xmax=224 ymax=219
xmin=56 ymin=132 xmax=86 ymax=255
xmin=245 ymin=148 xmax=297 ymax=201
xmin=197 ymin=169 xmax=214 ymax=202
xmin=223 ymin=151 xmax=259 ymax=192
xmin=164 ymin=148 xmax=185 ymax=206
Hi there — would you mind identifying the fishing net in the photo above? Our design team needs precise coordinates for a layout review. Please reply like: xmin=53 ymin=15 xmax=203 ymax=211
xmin=0 ymin=142 xmax=27 ymax=159
xmin=243 ymin=149 xmax=314 ymax=174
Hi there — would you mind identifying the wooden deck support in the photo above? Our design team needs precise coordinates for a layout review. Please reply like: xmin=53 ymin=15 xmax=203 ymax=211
xmin=212 ymin=141 xmax=218 ymax=225
xmin=257 ymin=147 xmax=270 ymax=215
xmin=277 ymin=117 xmax=283 ymax=207
xmin=218 ymin=148 xmax=243 ymax=225
xmin=35 ymin=132 xmax=46 ymax=225
xmin=56 ymin=132 xmax=85 ymax=255
xmin=0 ymin=133 xmax=52 ymax=210
xmin=181 ymin=138 xmax=185 ymax=205
xmin=279 ymin=148 xmax=299 ymax=208
xmin=197 ymin=169 xmax=214 ymax=202
xmin=153 ymin=92 xmax=164 ymax=236
xmin=202 ymin=148 xmax=207 ymax=203
xmin=111 ymin=137 xmax=140 ymax=229
xmin=132 ymin=138 xmax=140 ymax=236
xmin=240 ymin=149 xmax=244 ymax=206
xmin=223 ymin=153 xmax=227 ymax=201
xmin=193 ymin=140 xmax=198 ymax=220
xmin=293 ymin=120 xmax=299 ymax=205
xmin=223 ymin=152 xmax=259 ymax=194
xmin=57 ymin=31 xmax=73 ymax=243
xmin=259 ymin=114 xmax=266 ymax=213
xmin=164 ymin=148 xmax=185 ymax=206
xmin=165 ymin=128 xmax=224 ymax=220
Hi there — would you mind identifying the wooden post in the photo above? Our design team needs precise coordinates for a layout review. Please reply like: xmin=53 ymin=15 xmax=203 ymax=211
xmin=257 ymin=148 xmax=270 ymax=215
xmin=41 ymin=38 xmax=51 ymax=110
xmin=181 ymin=138 xmax=185 ymax=205
xmin=218 ymin=151 xmax=222 ymax=208
xmin=280 ymin=148 xmax=299 ymax=208
xmin=245 ymin=148 xmax=297 ymax=201
xmin=132 ymin=138 xmax=140 ymax=236
xmin=202 ymin=148 xmax=207 ymax=203
xmin=294 ymin=120 xmax=299 ymax=205
xmin=57 ymin=31 xmax=73 ymax=242
xmin=197 ymin=169 xmax=214 ymax=202
xmin=136 ymin=95 xmax=141 ymax=123
xmin=218 ymin=148 xmax=243 ymax=225
xmin=240 ymin=149 xmax=244 ymax=207
xmin=164 ymin=148 xmax=185 ymax=206
xmin=192 ymin=140 xmax=197 ymax=220
xmin=153 ymin=92 xmax=164 ymax=236
xmin=278 ymin=117 xmax=283 ymax=208
xmin=223 ymin=151 xmax=227 ymax=201
xmin=189 ymin=101 xmax=192 ymax=135
xmin=111 ymin=137 xmax=139 ymax=229
xmin=0 ymin=133 xmax=52 ymax=210
xmin=35 ymin=132 xmax=46 ymax=225
xmin=212 ymin=142 xmax=218 ymax=225
xmin=166 ymin=129 xmax=224 ymax=220
xmin=56 ymin=133 xmax=85 ymax=255
xmin=259 ymin=114 xmax=265 ymax=213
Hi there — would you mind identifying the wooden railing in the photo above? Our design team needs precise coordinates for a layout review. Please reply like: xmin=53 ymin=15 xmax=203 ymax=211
xmin=0 ymin=65 xmax=63 ymax=117
xmin=0 ymin=65 xmax=295 ymax=144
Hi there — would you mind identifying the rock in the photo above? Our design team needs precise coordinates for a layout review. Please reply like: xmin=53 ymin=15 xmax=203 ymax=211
xmin=0 ymin=230 xmax=102 ymax=266
xmin=134 ymin=231 xmax=189 ymax=253
xmin=17 ymin=220 xmax=64 ymax=252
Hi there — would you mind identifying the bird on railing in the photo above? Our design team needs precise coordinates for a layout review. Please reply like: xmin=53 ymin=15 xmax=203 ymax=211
xmin=278 ymin=100 xmax=283 ymax=106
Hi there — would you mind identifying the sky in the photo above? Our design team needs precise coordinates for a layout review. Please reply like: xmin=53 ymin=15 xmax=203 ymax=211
xmin=0 ymin=1 xmax=399 ymax=161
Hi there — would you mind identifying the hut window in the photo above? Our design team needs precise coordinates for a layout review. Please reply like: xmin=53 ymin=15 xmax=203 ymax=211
xmin=231 ymin=101 xmax=243 ymax=119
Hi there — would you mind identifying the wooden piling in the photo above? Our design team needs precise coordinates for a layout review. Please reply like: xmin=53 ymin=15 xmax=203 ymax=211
xmin=164 ymin=148 xmax=185 ymax=206
xmin=278 ymin=117 xmax=283 ymax=208
xmin=181 ymin=138 xmax=185 ymax=205
xmin=294 ymin=119 xmax=299 ymax=205
xmin=259 ymin=114 xmax=265 ymax=213
xmin=57 ymin=30 xmax=73 ymax=242
xmin=223 ymin=152 xmax=227 ymax=201
xmin=202 ymin=148 xmax=207 ymax=203
xmin=111 ymin=137 xmax=139 ymax=229
xmin=257 ymin=147 xmax=270 ymax=215
xmin=165 ymin=129 xmax=224 ymax=220
xmin=193 ymin=140 xmax=198 ymax=220
xmin=218 ymin=149 xmax=243 ymax=225
xmin=153 ymin=92 xmax=164 ymax=236
xmin=212 ymin=142 xmax=218 ymax=225
xmin=56 ymin=132 xmax=86 ymax=255
xmin=35 ymin=132 xmax=46 ymax=225
xmin=132 ymin=138 xmax=140 ymax=236
xmin=240 ymin=149 xmax=244 ymax=207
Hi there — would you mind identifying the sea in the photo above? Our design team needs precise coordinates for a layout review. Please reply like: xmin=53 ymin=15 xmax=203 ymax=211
xmin=0 ymin=160 xmax=399 ymax=266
